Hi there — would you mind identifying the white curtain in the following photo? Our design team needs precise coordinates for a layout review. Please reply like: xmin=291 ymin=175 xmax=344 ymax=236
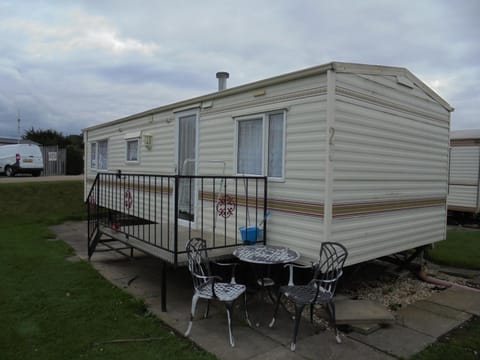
xmin=126 ymin=140 xmax=138 ymax=161
xmin=90 ymin=142 xmax=97 ymax=168
xmin=237 ymin=118 xmax=262 ymax=175
xmin=98 ymin=140 xmax=108 ymax=169
xmin=268 ymin=113 xmax=284 ymax=177
xmin=178 ymin=114 xmax=197 ymax=220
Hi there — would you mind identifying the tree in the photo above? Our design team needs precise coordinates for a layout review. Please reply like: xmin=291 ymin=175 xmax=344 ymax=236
xmin=23 ymin=128 xmax=84 ymax=175
xmin=23 ymin=128 xmax=67 ymax=147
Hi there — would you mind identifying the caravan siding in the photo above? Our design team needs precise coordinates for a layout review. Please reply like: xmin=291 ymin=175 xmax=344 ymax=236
xmin=85 ymin=110 xmax=176 ymax=179
xmin=85 ymin=73 xmax=329 ymax=258
xmin=331 ymin=72 xmax=450 ymax=265
xmin=84 ymin=110 xmax=177 ymax=224
xmin=83 ymin=62 xmax=453 ymax=266
xmin=448 ymin=146 xmax=480 ymax=212
xmin=198 ymin=73 xmax=328 ymax=256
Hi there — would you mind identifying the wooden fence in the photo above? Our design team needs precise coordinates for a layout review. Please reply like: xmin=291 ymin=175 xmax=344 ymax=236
xmin=40 ymin=146 xmax=66 ymax=176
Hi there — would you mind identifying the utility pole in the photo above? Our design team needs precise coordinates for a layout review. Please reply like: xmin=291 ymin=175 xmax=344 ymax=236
xmin=17 ymin=110 xmax=21 ymax=144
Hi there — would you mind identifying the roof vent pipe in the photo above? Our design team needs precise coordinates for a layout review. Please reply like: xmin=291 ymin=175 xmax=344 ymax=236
xmin=216 ymin=71 xmax=229 ymax=91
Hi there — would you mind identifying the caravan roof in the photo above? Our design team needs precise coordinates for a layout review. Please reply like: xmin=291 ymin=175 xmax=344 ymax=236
xmin=83 ymin=61 xmax=454 ymax=132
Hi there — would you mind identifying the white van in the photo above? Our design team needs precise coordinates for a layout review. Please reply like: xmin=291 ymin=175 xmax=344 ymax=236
xmin=0 ymin=144 xmax=44 ymax=177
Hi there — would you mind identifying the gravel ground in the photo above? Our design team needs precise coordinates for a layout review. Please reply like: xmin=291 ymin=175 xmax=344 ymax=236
xmin=287 ymin=259 xmax=475 ymax=327
xmin=339 ymin=260 xmax=473 ymax=313
xmin=343 ymin=269 xmax=439 ymax=312
xmin=287 ymin=261 xmax=471 ymax=328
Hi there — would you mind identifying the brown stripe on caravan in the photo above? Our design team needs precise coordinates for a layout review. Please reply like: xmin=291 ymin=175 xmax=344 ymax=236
xmin=332 ymin=198 xmax=446 ymax=218
xmin=268 ymin=198 xmax=324 ymax=217
xmin=450 ymin=139 xmax=480 ymax=147
xmin=448 ymin=205 xmax=479 ymax=212
xmin=88 ymin=181 xmax=446 ymax=219
xmin=449 ymin=182 xmax=478 ymax=186
xmin=200 ymin=192 xmax=324 ymax=217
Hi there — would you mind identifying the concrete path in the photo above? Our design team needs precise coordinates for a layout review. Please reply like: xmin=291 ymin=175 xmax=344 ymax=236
xmin=0 ymin=174 xmax=83 ymax=183
xmin=51 ymin=221 xmax=480 ymax=360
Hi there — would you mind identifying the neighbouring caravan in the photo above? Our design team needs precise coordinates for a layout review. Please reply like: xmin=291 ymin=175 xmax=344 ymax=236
xmin=84 ymin=62 xmax=453 ymax=270
xmin=448 ymin=129 xmax=480 ymax=215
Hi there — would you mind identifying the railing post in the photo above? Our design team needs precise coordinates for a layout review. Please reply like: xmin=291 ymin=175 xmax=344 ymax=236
xmin=96 ymin=174 xmax=100 ymax=231
xmin=86 ymin=173 xmax=101 ymax=259
xmin=87 ymin=189 xmax=91 ymax=251
xmin=174 ymin=176 xmax=179 ymax=266
xmin=263 ymin=177 xmax=268 ymax=244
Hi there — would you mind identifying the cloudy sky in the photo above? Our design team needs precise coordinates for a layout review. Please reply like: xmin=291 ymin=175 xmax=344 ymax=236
xmin=0 ymin=0 xmax=478 ymax=138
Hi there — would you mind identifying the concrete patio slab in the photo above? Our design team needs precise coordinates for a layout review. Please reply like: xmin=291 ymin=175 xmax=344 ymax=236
xmin=249 ymin=346 xmax=305 ymax=360
xmin=252 ymin=304 xmax=324 ymax=347
xmin=335 ymin=299 xmax=395 ymax=325
xmin=296 ymin=331 xmax=394 ymax=360
xmin=348 ymin=324 xmax=436 ymax=358
xmin=426 ymin=287 xmax=480 ymax=316
xmin=51 ymin=221 xmax=480 ymax=360
xmin=351 ymin=323 xmax=381 ymax=335
xmin=396 ymin=300 xmax=471 ymax=337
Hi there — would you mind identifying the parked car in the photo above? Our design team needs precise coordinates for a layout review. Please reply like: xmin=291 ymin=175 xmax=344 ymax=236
xmin=0 ymin=144 xmax=44 ymax=177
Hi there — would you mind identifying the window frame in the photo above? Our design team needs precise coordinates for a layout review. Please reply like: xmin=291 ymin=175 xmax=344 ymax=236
xmin=89 ymin=139 xmax=108 ymax=171
xmin=234 ymin=110 xmax=286 ymax=181
xmin=125 ymin=138 xmax=140 ymax=163
xmin=90 ymin=142 xmax=97 ymax=169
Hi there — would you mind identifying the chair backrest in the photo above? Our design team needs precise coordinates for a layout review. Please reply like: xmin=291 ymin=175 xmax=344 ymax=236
xmin=186 ymin=237 xmax=212 ymax=291
xmin=311 ymin=242 xmax=348 ymax=296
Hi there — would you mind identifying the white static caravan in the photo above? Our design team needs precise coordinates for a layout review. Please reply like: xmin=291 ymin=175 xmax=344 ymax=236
xmin=448 ymin=129 xmax=480 ymax=214
xmin=84 ymin=61 xmax=453 ymax=269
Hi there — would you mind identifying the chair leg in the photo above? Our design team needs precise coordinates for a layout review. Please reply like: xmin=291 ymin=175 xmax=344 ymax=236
xmin=290 ymin=304 xmax=305 ymax=351
xmin=244 ymin=291 xmax=252 ymax=327
xmin=185 ymin=294 xmax=199 ymax=337
xmin=204 ymin=299 xmax=210 ymax=319
xmin=225 ymin=302 xmax=235 ymax=347
xmin=310 ymin=304 xmax=314 ymax=324
xmin=327 ymin=301 xmax=341 ymax=343
xmin=268 ymin=292 xmax=282 ymax=328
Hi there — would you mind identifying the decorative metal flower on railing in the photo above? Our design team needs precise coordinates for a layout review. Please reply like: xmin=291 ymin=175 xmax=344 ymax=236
xmin=216 ymin=194 xmax=236 ymax=218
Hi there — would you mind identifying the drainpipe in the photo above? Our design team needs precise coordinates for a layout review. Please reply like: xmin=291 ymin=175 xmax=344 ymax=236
xmin=417 ymin=266 xmax=480 ymax=293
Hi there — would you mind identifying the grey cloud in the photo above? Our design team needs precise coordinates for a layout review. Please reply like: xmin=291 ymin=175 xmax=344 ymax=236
xmin=0 ymin=0 xmax=478 ymax=138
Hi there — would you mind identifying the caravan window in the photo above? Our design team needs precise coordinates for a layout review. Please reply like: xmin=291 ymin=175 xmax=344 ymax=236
xmin=90 ymin=140 xmax=108 ymax=170
xmin=97 ymin=140 xmax=108 ymax=170
xmin=236 ymin=111 xmax=285 ymax=179
xmin=126 ymin=139 xmax=139 ymax=162
xmin=124 ymin=131 xmax=141 ymax=163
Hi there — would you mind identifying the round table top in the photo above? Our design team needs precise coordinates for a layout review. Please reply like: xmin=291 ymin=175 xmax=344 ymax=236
xmin=233 ymin=245 xmax=300 ymax=265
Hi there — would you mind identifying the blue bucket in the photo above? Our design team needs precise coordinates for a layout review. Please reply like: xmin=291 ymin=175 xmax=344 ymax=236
xmin=239 ymin=226 xmax=263 ymax=245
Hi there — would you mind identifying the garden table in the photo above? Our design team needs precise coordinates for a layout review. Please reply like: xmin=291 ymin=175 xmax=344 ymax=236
xmin=233 ymin=244 xmax=300 ymax=326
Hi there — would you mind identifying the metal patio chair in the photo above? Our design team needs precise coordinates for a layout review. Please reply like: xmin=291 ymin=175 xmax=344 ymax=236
xmin=269 ymin=242 xmax=348 ymax=351
xmin=184 ymin=237 xmax=251 ymax=347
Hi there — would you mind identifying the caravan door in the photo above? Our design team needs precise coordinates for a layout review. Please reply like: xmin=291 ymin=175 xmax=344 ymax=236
xmin=176 ymin=110 xmax=198 ymax=223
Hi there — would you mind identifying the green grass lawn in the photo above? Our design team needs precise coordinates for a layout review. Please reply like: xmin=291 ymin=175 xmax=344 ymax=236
xmin=0 ymin=181 xmax=215 ymax=360
xmin=411 ymin=316 xmax=480 ymax=360
xmin=427 ymin=228 xmax=480 ymax=270
xmin=2 ymin=180 xmax=478 ymax=359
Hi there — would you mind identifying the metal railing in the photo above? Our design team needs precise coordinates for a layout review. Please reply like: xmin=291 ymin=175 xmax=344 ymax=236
xmin=86 ymin=172 xmax=268 ymax=265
